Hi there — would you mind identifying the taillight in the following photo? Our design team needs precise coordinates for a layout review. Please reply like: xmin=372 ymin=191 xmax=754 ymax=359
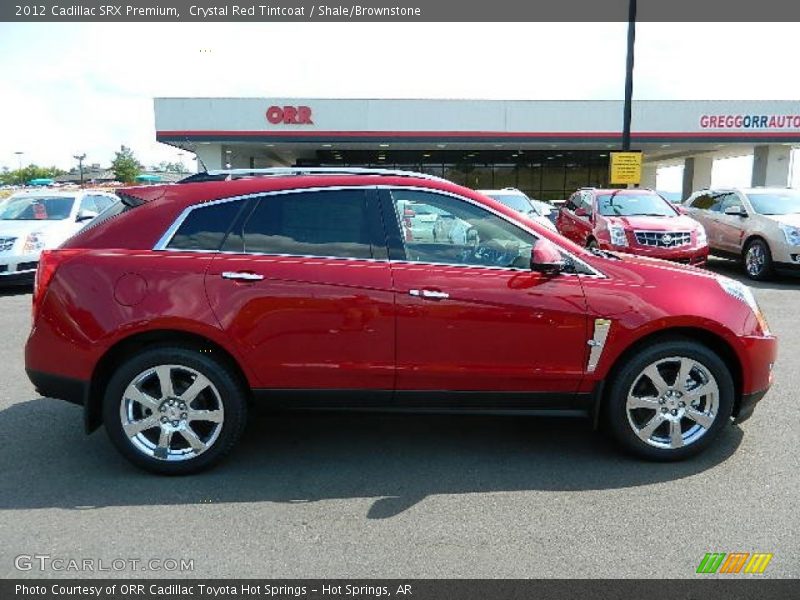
xmin=32 ymin=249 xmax=83 ymax=323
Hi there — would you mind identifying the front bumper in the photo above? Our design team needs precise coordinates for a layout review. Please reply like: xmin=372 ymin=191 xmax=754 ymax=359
xmin=735 ymin=389 xmax=769 ymax=423
xmin=734 ymin=333 xmax=777 ymax=422
xmin=601 ymin=243 xmax=709 ymax=265
xmin=0 ymin=253 xmax=39 ymax=284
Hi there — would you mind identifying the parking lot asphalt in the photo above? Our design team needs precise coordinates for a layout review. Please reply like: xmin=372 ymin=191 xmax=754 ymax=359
xmin=0 ymin=257 xmax=797 ymax=579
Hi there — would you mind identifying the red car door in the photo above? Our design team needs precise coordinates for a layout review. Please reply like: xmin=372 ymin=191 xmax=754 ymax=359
xmin=203 ymin=188 xmax=395 ymax=391
xmin=384 ymin=188 xmax=589 ymax=397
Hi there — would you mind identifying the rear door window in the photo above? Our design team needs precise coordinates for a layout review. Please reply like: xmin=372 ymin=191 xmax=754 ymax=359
xmin=236 ymin=189 xmax=374 ymax=259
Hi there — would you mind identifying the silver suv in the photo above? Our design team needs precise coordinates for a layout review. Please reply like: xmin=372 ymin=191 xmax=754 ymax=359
xmin=683 ymin=187 xmax=800 ymax=280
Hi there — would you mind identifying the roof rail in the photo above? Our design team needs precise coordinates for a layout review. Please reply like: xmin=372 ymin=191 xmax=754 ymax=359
xmin=178 ymin=167 xmax=448 ymax=184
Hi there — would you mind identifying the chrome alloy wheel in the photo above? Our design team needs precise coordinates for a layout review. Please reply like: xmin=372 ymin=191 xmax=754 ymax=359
xmin=119 ymin=364 xmax=225 ymax=461
xmin=746 ymin=243 xmax=766 ymax=277
xmin=625 ymin=356 xmax=719 ymax=450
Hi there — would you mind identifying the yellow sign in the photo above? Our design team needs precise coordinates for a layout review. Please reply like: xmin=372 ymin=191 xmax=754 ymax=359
xmin=609 ymin=151 xmax=643 ymax=185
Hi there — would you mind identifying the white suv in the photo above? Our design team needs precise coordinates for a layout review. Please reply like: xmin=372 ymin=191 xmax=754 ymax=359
xmin=477 ymin=188 xmax=557 ymax=231
xmin=0 ymin=189 xmax=119 ymax=284
xmin=684 ymin=187 xmax=800 ymax=280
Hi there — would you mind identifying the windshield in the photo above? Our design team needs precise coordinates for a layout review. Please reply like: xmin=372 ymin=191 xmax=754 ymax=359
xmin=746 ymin=191 xmax=800 ymax=215
xmin=486 ymin=193 xmax=537 ymax=215
xmin=597 ymin=193 xmax=677 ymax=217
xmin=0 ymin=196 xmax=75 ymax=221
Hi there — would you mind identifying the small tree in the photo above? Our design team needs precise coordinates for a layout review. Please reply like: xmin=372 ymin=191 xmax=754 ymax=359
xmin=111 ymin=145 xmax=142 ymax=184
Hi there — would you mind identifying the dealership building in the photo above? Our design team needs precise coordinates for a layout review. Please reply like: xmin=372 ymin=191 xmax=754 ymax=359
xmin=154 ymin=98 xmax=800 ymax=200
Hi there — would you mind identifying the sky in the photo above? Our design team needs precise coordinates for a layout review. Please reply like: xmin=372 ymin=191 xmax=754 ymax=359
xmin=1 ymin=21 xmax=799 ymax=183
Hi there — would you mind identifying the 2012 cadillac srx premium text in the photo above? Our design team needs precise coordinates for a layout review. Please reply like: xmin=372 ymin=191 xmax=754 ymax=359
xmin=24 ymin=169 xmax=777 ymax=474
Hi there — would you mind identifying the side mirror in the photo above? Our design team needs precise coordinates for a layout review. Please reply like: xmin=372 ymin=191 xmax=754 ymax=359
xmin=530 ymin=239 xmax=566 ymax=275
xmin=724 ymin=205 xmax=748 ymax=218
xmin=675 ymin=204 xmax=689 ymax=215
xmin=76 ymin=209 xmax=98 ymax=222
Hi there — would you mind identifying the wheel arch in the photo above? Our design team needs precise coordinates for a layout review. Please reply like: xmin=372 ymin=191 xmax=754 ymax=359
xmin=742 ymin=233 xmax=771 ymax=256
xmin=85 ymin=329 xmax=251 ymax=433
xmin=594 ymin=326 xmax=744 ymax=427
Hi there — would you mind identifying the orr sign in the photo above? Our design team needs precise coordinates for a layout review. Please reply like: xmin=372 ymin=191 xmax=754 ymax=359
xmin=266 ymin=105 xmax=314 ymax=125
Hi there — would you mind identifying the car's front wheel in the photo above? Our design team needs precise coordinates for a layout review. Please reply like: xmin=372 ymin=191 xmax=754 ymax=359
xmin=743 ymin=238 xmax=773 ymax=280
xmin=605 ymin=340 xmax=734 ymax=460
xmin=103 ymin=346 xmax=247 ymax=474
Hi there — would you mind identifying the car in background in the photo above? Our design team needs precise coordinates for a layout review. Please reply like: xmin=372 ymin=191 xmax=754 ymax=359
xmin=396 ymin=199 xmax=443 ymax=242
xmin=25 ymin=168 xmax=775 ymax=473
xmin=683 ymin=187 xmax=800 ymax=280
xmin=557 ymin=188 xmax=708 ymax=266
xmin=0 ymin=190 xmax=119 ymax=284
xmin=478 ymin=188 xmax=557 ymax=231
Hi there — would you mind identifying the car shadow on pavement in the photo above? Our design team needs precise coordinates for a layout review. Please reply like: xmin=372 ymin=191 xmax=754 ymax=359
xmin=704 ymin=257 xmax=800 ymax=291
xmin=0 ymin=398 xmax=743 ymax=518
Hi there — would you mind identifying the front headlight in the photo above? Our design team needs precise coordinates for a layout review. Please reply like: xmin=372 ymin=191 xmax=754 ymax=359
xmin=779 ymin=223 xmax=800 ymax=246
xmin=609 ymin=224 xmax=628 ymax=247
xmin=22 ymin=232 xmax=46 ymax=254
xmin=695 ymin=225 xmax=707 ymax=246
xmin=717 ymin=276 xmax=770 ymax=335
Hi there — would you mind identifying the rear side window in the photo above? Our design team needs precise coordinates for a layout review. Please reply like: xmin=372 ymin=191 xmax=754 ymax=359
xmin=235 ymin=189 xmax=373 ymax=259
xmin=167 ymin=200 xmax=243 ymax=251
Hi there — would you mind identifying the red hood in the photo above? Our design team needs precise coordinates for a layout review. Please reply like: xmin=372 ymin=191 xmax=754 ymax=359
xmin=606 ymin=214 xmax=699 ymax=231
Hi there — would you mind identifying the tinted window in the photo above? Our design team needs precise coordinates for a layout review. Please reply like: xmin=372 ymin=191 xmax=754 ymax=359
xmin=240 ymin=189 xmax=372 ymax=259
xmin=168 ymin=200 xmax=243 ymax=251
xmin=89 ymin=195 xmax=115 ymax=211
xmin=390 ymin=189 xmax=536 ymax=269
xmin=0 ymin=196 xmax=75 ymax=221
xmin=690 ymin=192 xmax=724 ymax=212
xmin=597 ymin=192 xmax=676 ymax=217
xmin=577 ymin=191 xmax=593 ymax=217
xmin=719 ymin=194 xmax=745 ymax=214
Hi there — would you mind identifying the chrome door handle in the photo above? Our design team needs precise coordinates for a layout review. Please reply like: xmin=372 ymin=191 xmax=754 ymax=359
xmin=409 ymin=289 xmax=449 ymax=300
xmin=221 ymin=271 xmax=264 ymax=281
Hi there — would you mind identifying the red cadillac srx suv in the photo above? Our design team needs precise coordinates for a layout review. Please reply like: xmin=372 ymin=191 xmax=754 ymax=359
xmin=557 ymin=188 xmax=709 ymax=265
xmin=24 ymin=168 xmax=776 ymax=474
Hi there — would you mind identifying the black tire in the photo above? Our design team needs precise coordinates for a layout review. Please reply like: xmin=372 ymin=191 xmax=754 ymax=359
xmin=103 ymin=346 xmax=247 ymax=475
xmin=742 ymin=238 xmax=773 ymax=281
xmin=586 ymin=238 xmax=599 ymax=250
xmin=604 ymin=339 xmax=734 ymax=461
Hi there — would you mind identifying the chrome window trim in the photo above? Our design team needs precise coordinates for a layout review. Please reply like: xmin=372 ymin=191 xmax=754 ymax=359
xmin=152 ymin=184 xmax=605 ymax=278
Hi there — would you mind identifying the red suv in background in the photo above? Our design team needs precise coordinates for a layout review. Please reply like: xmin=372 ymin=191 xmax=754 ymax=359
xmin=25 ymin=169 xmax=775 ymax=474
xmin=557 ymin=188 xmax=709 ymax=266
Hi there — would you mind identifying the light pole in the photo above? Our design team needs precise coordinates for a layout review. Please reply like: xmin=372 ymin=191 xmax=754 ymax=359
xmin=622 ymin=0 xmax=637 ymax=151
xmin=14 ymin=151 xmax=24 ymax=185
xmin=73 ymin=153 xmax=86 ymax=187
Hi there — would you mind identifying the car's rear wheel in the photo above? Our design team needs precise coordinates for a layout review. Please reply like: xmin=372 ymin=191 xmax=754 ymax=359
xmin=103 ymin=346 xmax=247 ymax=474
xmin=605 ymin=340 xmax=734 ymax=460
xmin=586 ymin=239 xmax=599 ymax=250
xmin=743 ymin=238 xmax=773 ymax=280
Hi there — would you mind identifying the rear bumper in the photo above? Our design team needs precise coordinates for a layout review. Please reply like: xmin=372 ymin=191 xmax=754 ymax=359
xmin=26 ymin=369 xmax=88 ymax=407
